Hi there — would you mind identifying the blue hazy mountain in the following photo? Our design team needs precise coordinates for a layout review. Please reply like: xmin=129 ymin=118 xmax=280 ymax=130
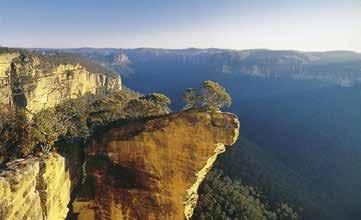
xmin=53 ymin=47 xmax=361 ymax=86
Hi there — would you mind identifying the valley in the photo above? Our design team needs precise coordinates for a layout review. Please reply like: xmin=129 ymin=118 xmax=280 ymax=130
xmin=61 ymin=47 xmax=361 ymax=219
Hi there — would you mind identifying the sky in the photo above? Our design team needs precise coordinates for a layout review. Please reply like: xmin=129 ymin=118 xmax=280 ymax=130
xmin=0 ymin=0 xmax=360 ymax=51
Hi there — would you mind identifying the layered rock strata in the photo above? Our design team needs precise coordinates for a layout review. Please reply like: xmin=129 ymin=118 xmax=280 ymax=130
xmin=0 ymin=153 xmax=72 ymax=220
xmin=0 ymin=53 xmax=121 ymax=113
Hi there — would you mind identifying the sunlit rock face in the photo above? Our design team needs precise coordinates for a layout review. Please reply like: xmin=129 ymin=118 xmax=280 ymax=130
xmin=0 ymin=53 xmax=18 ymax=78
xmin=72 ymin=111 xmax=239 ymax=220
xmin=0 ymin=53 xmax=121 ymax=113
xmin=0 ymin=153 xmax=72 ymax=220
xmin=18 ymin=64 xmax=120 ymax=113
xmin=0 ymin=53 xmax=19 ymax=106
xmin=0 ymin=111 xmax=239 ymax=220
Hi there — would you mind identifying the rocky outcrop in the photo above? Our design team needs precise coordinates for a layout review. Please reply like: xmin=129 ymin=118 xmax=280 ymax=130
xmin=0 ymin=53 xmax=121 ymax=113
xmin=72 ymin=111 xmax=239 ymax=220
xmin=0 ymin=111 xmax=239 ymax=220
xmin=0 ymin=53 xmax=19 ymax=106
xmin=0 ymin=53 xmax=19 ymax=78
xmin=0 ymin=153 xmax=72 ymax=220
xmin=15 ymin=63 xmax=121 ymax=114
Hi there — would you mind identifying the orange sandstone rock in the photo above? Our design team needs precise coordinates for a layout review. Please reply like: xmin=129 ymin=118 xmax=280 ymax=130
xmin=73 ymin=111 xmax=239 ymax=220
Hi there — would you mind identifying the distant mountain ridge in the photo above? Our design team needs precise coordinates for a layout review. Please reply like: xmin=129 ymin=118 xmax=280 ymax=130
xmin=38 ymin=47 xmax=361 ymax=87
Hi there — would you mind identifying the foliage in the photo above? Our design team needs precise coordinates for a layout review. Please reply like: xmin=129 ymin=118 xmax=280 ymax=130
xmin=0 ymin=47 xmax=19 ymax=55
xmin=144 ymin=93 xmax=171 ymax=107
xmin=183 ymin=80 xmax=231 ymax=111
xmin=30 ymin=108 xmax=75 ymax=154
xmin=54 ymin=95 xmax=95 ymax=139
xmin=276 ymin=203 xmax=300 ymax=220
xmin=123 ymin=93 xmax=171 ymax=118
xmin=87 ymin=88 xmax=142 ymax=125
xmin=0 ymin=88 xmax=171 ymax=163
xmin=0 ymin=106 xmax=35 ymax=163
xmin=193 ymin=169 xmax=299 ymax=220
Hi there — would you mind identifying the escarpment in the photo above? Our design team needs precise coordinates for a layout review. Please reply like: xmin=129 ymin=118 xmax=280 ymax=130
xmin=0 ymin=110 xmax=239 ymax=220
xmin=0 ymin=52 xmax=121 ymax=113
xmin=0 ymin=53 xmax=19 ymax=106
xmin=72 ymin=111 xmax=239 ymax=220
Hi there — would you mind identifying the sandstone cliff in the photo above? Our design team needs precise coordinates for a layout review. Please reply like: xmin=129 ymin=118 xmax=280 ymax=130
xmin=0 ymin=153 xmax=72 ymax=220
xmin=0 ymin=52 xmax=121 ymax=113
xmin=72 ymin=111 xmax=239 ymax=220
xmin=0 ymin=111 xmax=239 ymax=220
xmin=0 ymin=53 xmax=19 ymax=107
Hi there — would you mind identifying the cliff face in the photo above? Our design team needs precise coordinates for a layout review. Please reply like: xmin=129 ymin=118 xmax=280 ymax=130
xmin=0 ymin=153 xmax=72 ymax=220
xmin=0 ymin=53 xmax=19 ymax=106
xmin=73 ymin=111 xmax=239 ymax=220
xmin=0 ymin=53 xmax=121 ymax=113
xmin=0 ymin=111 xmax=239 ymax=220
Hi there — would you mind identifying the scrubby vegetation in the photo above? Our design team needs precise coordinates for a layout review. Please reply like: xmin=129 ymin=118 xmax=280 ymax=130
xmin=0 ymin=88 xmax=171 ymax=164
xmin=193 ymin=169 xmax=299 ymax=220
xmin=0 ymin=107 xmax=34 ymax=163
xmin=183 ymin=80 xmax=232 ymax=111
xmin=0 ymin=47 xmax=20 ymax=55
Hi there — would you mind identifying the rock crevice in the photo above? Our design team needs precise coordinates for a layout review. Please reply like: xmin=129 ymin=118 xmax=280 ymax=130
xmin=0 ymin=153 xmax=72 ymax=220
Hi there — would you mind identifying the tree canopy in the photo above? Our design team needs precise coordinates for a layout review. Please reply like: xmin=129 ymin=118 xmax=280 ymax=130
xmin=183 ymin=80 xmax=231 ymax=111
xmin=193 ymin=169 xmax=299 ymax=220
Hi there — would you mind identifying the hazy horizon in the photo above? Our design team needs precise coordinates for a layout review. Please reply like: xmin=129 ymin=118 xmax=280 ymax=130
xmin=1 ymin=0 xmax=360 ymax=52
xmin=3 ymin=46 xmax=361 ymax=54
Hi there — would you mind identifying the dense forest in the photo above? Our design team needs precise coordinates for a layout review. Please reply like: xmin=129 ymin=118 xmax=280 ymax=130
xmin=193 ymin=169 xmax=298 ymax=220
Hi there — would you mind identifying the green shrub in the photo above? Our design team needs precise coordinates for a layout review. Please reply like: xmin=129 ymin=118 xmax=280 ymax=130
xmin=0 ymin=106 xmax=35 ymax=163
xmin=183 ymin=80 xmax=231 ymax=111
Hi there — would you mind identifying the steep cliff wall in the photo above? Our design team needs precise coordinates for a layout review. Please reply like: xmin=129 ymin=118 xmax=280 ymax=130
xmin=0 ymin=53 xmax=19 ymax=78
xmin=0 ymin=153 xmax=72 ymax=220
xmin=0 ymin=52 xmax=121 ymax=113
xmin=0 ymin=53 xmax=19 ymax=106
xmin=17 ymin=63 xmax=121 ymax=113
xmin=73 ymin=111 xmax=239 ymax=220
xmin=0 ymin=111 xmax=239 ymax=220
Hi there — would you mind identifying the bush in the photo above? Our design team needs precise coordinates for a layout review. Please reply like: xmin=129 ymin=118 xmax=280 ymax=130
xmin=31 ymin=108 xmax=72 ymax=153
xmin=0 ymin=106 xmax=35 ymax=163
xmin=123 ymin=93 xmax=171 ymax=118
xmin=183 ymin=80 xmax=231 ymax=111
